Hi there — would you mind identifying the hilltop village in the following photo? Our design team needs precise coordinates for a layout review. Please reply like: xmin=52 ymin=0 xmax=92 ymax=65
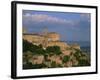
xmin=23 ymin=28 xmax=90 ymax=69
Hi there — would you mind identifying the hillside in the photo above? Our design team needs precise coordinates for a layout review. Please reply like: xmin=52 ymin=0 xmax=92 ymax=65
xmin=23 ymin=40 xmax=90 ymax=69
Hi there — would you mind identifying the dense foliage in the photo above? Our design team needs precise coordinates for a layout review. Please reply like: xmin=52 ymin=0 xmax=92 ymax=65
xmin=46 ymin=46 xmax=62 ymax=55
xmin=23 ymin=39 xmax=62 ymax=55
xmin=78 ymin=59 xmax=90 ymax=66
xmin=23 ymin=40 xmax=46 ymax=55
xmin=23 ymin=62 xmax=47 ymax=69
xmin=62 ymin=56 xmax=70 ymax=63
xmin=23 ymin=39 xmax=90 ymax=69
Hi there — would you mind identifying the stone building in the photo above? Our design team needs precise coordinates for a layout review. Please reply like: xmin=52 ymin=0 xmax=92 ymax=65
xmin=23 ymin=32 xmax=80 ymax=50
xmin=47 ymin=32 xmax=60 ymax=41
xmin=23 ymin=33 xmax=44 ymax=45
xmin=23 ymin=32 xmax=69 ymax=50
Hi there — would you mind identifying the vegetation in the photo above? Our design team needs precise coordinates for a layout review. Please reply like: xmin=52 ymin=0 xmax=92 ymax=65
xmin=23 ymin=39 xmax=90 ymax=69
xmin=62 ymin=56 xmax=70 ymax=63
xmin=46 ymin=46 xmax=62 ymax=55
xmin=23 ymin=62 xmax=47 ymax=69
xmin=78 ymin=59 xmax=90 ymax=66
xmin=23 ymin=51 xmax=33 ymax=64
xmin=23 ymin=40 xmax=46 ymax=55
xmin=23 ymin=40 xmax=62 ymax=55
xmin=51 ymin=61 xmax=57 ymax=68
xmin=73 ymin=49 xmax=82 ymax=60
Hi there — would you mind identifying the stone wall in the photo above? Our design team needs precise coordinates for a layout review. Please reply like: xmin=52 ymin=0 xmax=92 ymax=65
xmin=23 ymin=33 xmax=80 ymax=50
xmin=23 ymin=34 xmax=44 ymax=45
xmin=47 ymin=32 xmax=60 ymax=41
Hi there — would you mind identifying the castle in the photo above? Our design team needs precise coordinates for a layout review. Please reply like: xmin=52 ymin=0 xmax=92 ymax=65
xmin=23 ymin=28 xmax=80 ymax=50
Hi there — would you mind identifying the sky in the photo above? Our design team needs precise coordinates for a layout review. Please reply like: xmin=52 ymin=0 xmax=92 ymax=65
xmin=22 ymin=10 xmax=91 ymax=42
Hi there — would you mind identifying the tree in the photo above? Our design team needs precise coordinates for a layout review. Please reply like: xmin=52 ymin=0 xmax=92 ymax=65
xmin=23 ymin=62 xmax=33 ymax=69
xmin=36 ymin=48 xmax=46 ymax=55
xmin=46 ymin=46 xmax=62 ymax=55
xmin=62 ymin=56 xmax=70 ymax=63
xmin=31 ymin=63 xmax=47 ymax=69
xmin=78 ymin=59 xmax=90 ymax=66
xmin=23 ymin=39 xmax=39 ymax=52
xmin=23 ymin=39 xmax=47 ymax=55
xmin=74 ymin=49 xmax=82 ymax=60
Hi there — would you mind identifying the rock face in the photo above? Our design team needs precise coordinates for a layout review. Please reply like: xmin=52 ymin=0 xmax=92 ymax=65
xmin=29 ymin=55 xmax=44 ymax=64
xmin=23 ymin=32 xmax=90 ymax=69
xmin=62 ymin=50 xmax=72 ymax=56
xmin=47 ymin=55 xmax=62 ymax=64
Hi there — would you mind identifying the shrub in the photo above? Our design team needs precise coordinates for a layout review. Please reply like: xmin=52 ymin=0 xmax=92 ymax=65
xmin=78 ymin=59 xmax=90 ymax=66
xmin=74 ymin=49 xmax=82 ymax=60
xmin=23 ymin=62 xmax=33 ymax=69
xmin=62 ymin=56 xmax=70 ymax=63
xmin=23 ymin=39 xmax=47 ymax=55
xmin=31 ymin=63 xmax=47 ymax=69
xmin=36 ymin=49 xmax=46 ymax=55
xmin=23 ymin=63 xmax=47 ymax=69
xmin=51 ymin=61 xmax=56 ymax=68
xmin=23 ymin=39 xmax=39 ymax=53
xmin=46 ymin=46 xmax=62 ymax=55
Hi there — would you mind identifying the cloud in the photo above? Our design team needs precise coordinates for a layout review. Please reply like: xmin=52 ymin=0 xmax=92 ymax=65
xmin=23 ymin=13 xmax=90 ymax=32
xmin=23 ymin=13 xmax=74 ymax=25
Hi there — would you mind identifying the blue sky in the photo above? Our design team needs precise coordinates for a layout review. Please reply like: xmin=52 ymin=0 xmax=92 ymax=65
xmin=23 ymin=10 xmax=91 ymax=41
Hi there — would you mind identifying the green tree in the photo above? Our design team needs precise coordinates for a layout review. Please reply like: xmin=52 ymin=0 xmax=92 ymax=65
xmin=36 ymin=49 xmax=46 ymax=55
xmin=23 ymin=39 xmax=39 ymax=53
xmin=23 ymin=39 xmax=47 ymax=55
xmin=78 ymin=59 xmax=90 ymax=66
xmin=23 ymin=62 xmax=33 ymax=69
xmin=31 ymin=63 xmax=47 ymax=69
xmin=62 ymin=56 xmax=70 ymax=63
xmin=23 ymin=63 xmax=47 ymax=69
xmin=46 ymin=46 xmax=62 ymax=55
xmin=74 ymin=49 xmax=82 ymax=60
